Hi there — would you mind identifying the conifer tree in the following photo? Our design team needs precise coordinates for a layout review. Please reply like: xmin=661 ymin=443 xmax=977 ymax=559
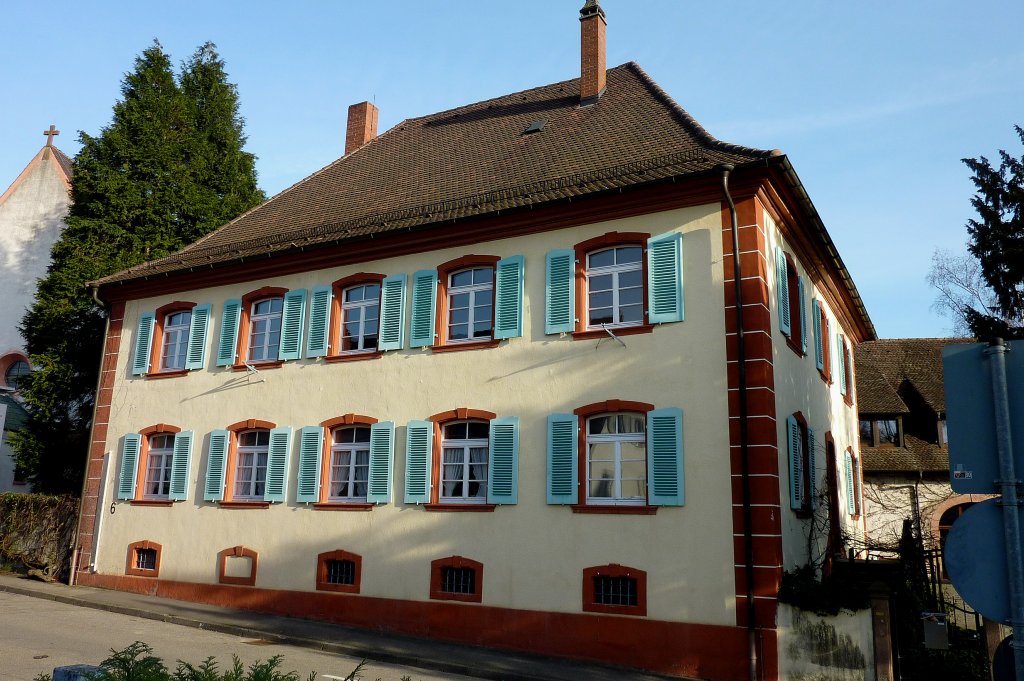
xmin=13 ymin=41 xmax=264 ymax=493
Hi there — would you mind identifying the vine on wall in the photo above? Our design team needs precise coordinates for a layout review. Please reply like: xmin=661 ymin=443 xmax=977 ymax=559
xmin=0 ymin=493 xmax=78 ymax=582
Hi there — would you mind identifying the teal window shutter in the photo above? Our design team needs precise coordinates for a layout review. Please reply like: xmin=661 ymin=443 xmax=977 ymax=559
xmin=279 ymin=289 xmax=307 ymax=360
xmin=546 ymin=413 xmax=578 ymax=504
xmin=184 ymin=305 xmax=211 ymax=370
xmin=216 ymin=300 xmax=242 ymax=367
xmin=844 ymin=450 xmax=855 ymax=515
xmin=812 ymin=300 xmax=824 ymax=371
xmin=807 ymin=429 xmax=816 ymax=510
xmin=404 ymin=420 xmax=433 ymax=504
xmin=647 ymin=232 xmax=684 ymax=324
xmin=264 ymin=426 xmax=292 ymax=502
xmin=838 ymin=334 xmax=848 ymax=396
xmin=296 ymin=426 xmax=323 ymax=503
xmin=775 ymin=246 xmax=790 ymax=336
xmin=204 ymin=430 xmax=230 ymax=501
xmin=826 ymin=317 xmax=834 ymax=377
xmin=132 ymin=312 xmax=155 ymax=376
xmin=367 ymin=421 xmax=395 ymax=504
xmin=787 ymin=415 xmax=803 ymax=510
xmin=168 ymin=430 xmax=193 ymax=501
xmin=798 ymin=277 xmax=807 ymax=353
xmin=117 ymin=433 xmax=142 ymax=500
xmin=409 ymin=270 xmax=438 ymax=348
xmin=378 ymin=274 xmax=406 ymax=351
xmin=487 ymin=416 xmax=519 ymax=504
xmin=545 ymin=249 xmax=575 ymax=334
xmin=494 ymin=256 xmax=524 ymax=339
xmin=306 ymin=286 xmax=332 ymax=358
xmin=647 ymin=407 xmax=684 ymax=506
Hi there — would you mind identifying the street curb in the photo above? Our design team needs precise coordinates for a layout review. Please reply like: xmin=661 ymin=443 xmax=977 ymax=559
xmin=0 ymin=581 xmax=684 ymax=681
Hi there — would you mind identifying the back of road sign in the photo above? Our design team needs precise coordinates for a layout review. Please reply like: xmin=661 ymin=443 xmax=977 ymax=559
xmin=943 ymin=342 xmax=1024 ymax=494
xmin=944 ymin=498 xmax=1010 ymax=623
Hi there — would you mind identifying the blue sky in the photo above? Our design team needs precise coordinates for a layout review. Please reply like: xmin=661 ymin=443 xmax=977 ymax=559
xmin=3 ymin=1 xmax=1022 ymax=339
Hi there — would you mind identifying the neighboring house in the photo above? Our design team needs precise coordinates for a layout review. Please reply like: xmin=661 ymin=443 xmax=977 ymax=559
xmin=73 ymin=4 xmax=876 ymax=679
xmin=855 ymin=338 xmax=980 ymax=554
xmin=0 ymin=125 xmax=73 ymax=492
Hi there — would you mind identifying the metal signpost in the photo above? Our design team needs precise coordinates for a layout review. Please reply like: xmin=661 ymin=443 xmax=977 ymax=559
xmin=943 ymin=340 xmax=1024 ymax=680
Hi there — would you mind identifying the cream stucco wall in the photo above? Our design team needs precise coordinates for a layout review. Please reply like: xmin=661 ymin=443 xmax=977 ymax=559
xmin=92 ymin=204 xmax=745 ymax=625
xmin=0 ymin=152 xmax=70 ymax=355
xmin=765 ymin=208 xmax=866 ymax=571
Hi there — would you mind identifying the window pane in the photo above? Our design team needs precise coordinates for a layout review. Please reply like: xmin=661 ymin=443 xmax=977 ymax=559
xmin=588 ymin=249 xmax=615 ymax=269
xmin=476 ymin=289 xmax=493 ymax=306
xmin=859 ymin=419 xmax=873 ymax=443
xmin=449 ymin=324 xmax=469 ymax=340
xmin=618 ymin=286 xmax=643 ymax=306
xmin=589 ymin=274 xmax=613 ymax=292
xmin=618 ymin=268 xmax=643 ymax=287
xmin=589 ymin=416 xmax=614 ymax=435
xmin=617 ymin=414 xmax=645 ymax=433
xmin=616 ymin=246 xmax=642 ymax=264
xmin=589 ymin=291 xmax=613 ymax=309
xmin=589 ymin=442 xmax=616 ymax=462
xmin=879 ymin=420 xmax=899 ymax=445
xmin=473 ymin=267 xmax=493 ymax=284
xmin=618 ymin=304 xmax=643 ymax=323
xmin=353 ymin=427 xmax=371 ymax=442
xmin=451 ymin=270 xmax=473 ymax=287
xmin=467 ymin=422 xmax=489 ymax=439
xmin=345 ymin=286 xmax=364 ymax=302
xmin=449 ymin=307 xmax=469 ymax=325
xmin=444 ymin=422 xmax=467 ymax=439
xmin=589 ymin=308 xmax=613 ymax=326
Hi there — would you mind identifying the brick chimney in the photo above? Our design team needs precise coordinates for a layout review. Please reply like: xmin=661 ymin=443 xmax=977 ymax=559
xmin=345 ymin=101 xmax=379 ymax=155
xmin=579 ymin=0 xmax=607 ymax=104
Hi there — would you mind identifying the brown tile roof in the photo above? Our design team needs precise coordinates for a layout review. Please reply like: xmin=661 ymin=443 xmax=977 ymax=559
xmin=862 ymin=434 xmax=949 ymax=473
xmin=94 ymin=62 xmax=774 ymax=286
xmin=855 ymin=338 xmax=974 ymax=414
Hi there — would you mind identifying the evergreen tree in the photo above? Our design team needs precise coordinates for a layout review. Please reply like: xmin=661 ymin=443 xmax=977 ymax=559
xmin=13 ymin=41 xmax=265 ymax=493
xmin=962 ymin=126 xmax=1024 ymax=339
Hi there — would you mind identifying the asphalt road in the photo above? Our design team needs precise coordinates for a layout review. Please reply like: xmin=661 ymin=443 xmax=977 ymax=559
xmin=0 ymin=591 xmax=480 ymax=681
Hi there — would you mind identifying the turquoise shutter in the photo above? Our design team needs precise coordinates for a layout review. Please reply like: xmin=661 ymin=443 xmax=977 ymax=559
xmin=184 ymin=305 xmax=211 ymax=370
xmin=204 ymin=430 xmax=230 ymax=501
xmin=647 ymin=407 xmax=684 ymax=506
xmin=404 ymin=420 xmax=433 ymax=504
xmin=798 ymin=277 xmax=808 ymax=353
xmin=812 ymin=300 xmax=824 ymax=371
xmin=775 ymin=246 xmax=790 ymax=336
xmin=367 ymin=421 xmax=395 ymax=504
xmin=546 ymin=413 xmax=578 ymax=504
xmin=807 ymin=429 xmax=816 ymax=510
xmin=494 ymin=256 xmax=524 ymax=339
xmin=264 ymin=426 xmax=292 ymax=502
xmin=409 ymin=270 xmax=438 ymax=348
xmin=168 ymin=430 xmax=193 ymax=501
xmin=117 ymin=433 xmax=142 ymax=500
xmin=279 ymin=289 xmax=307 ymax=360
xmin=378 ymin=274 xmax=406 ymax=351
xmin=826 ymin=317 xmax=834 ymax=377
xmin=306 ymin=286 xmax=332 ymax=358
xmin=296 ymin=426 xmax=323 ymax=503
xmin=844 ymin=450 xmax=855 ymax=515
xmin=131 ymin=312 xmax=155 ymax=376
xmin=545 ymin=249 xmax=575 ymax=334
xmin=487 ymin=416 xmax=519 ymax=504
xmin=787 ymin=415 xmax=803 ymax=510
xmin=647 ymin=232 xmax=684 ymax=324
xmin=216 ymin=300 xmax=242 ymax=367
xmin=838 ymin=334 xmax=848 ymax=395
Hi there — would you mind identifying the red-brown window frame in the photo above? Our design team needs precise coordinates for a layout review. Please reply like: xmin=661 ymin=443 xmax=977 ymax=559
xmin=218 ymin=419 xmax=277 ymax=507
xmin=130 ymin=423 xmax=182 ymax=506
xmin=818 ymin=304 xmax=832 ymax=384
xmin=423 ymin=408 xmax=497 ymax=511
xmin=841 ymin=338 xmax=854 ymax=406
xmin=218 ymin=545 xmax=258 ymax=586
xmin=146 ymin=301 xmax=196 ymax=379
xmin=573 ymin=231 xmax=653 ymax=340
xmin=327 ymin=273 xmax=386 ymax=363
xmin=314 ymin=413 xmax=379 ymax=510
xmin=429 ymin=555 xmax=483 ymax=603
xmin=0 ymin=351 xmax=30 ymax=391
xmin=316 ymin=549 xmax=362 ymax=593
xmin=784 ymin=254 xmax=804 ymax=357
xmin=233 ymin=286 xmax=289 ymax=371
xmin=433 ymin=255 xmax=501 ymax=353
xmin=582 ymin=563 xmax=647 ymax=616
xmin=848 ymin=446 xmax=862 ymax=520
xmin=572 ymin=400 xmax=657 ymax=515
xmin=125 ymin=540 xmax=162 ymax=578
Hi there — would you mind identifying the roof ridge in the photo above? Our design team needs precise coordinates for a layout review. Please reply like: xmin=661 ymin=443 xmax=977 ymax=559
xmin=625 ymin=62 xmax=772 ymax=159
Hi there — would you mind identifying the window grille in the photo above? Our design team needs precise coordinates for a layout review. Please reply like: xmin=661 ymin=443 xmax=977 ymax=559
xmin=135 ymin=548 xmax=158 ymax=571
xmin=441 ymin=566 xmax=476 ymax=594
xmin=592 ymin=575 xmax=638 ymax=606
xmin=325 ymin=559 xmax=355 ymax=585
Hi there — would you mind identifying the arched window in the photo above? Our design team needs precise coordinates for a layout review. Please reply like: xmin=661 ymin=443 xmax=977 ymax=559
xmin=585 ymin=412 xmax=647 ymax=504
xmin=4 ymin=360 xmax=29 ymax=391
xmin=328 ymin=426 xmax=372 ymax=502
xmin=235 ymin=429 xmax=271 ymax=500
xmin=447 ymin=267 xmax=494 ymax=342
xmin=160 ymin=310 xmax=192 ymax=371
xmin=248 ymin=298 xmax=283 ymax=363
xmin=340 ymin=283 xmax=381 ymax=353
xmin=585 ymin=246 xmax=643 ymax=329
xmin=440 ymin=420 xmax=490 ymax=503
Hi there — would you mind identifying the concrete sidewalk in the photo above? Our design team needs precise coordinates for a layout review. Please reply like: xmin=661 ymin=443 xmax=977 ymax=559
xmin=0 ymin=573 xmax=685 ymax=681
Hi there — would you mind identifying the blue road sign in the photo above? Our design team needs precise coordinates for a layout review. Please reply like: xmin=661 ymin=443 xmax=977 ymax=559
xmin=945 ymin=498 xmax=1011 ymax=623
xmin=943 ymin=342 xmax=1024 ymax=494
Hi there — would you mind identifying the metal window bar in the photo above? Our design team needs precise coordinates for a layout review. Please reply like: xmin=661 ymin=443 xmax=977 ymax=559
xmin=325 ymin=559 xmax=355 ymax=585
xmin=135 ymin=548 xmax=157 ymax=571
xmin=441 ymin=566 xmax=475 ymax=594
xmin=593 ymin=575 xmax=637 ymax=606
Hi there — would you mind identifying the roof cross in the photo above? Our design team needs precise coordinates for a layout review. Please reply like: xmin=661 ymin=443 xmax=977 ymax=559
xmin=43 ymin=124 xmax=60 ymax=147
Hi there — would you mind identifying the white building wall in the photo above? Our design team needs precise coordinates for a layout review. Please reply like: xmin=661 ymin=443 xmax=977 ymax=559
xmin=92 ymin=204 xmax=742 ymax=625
